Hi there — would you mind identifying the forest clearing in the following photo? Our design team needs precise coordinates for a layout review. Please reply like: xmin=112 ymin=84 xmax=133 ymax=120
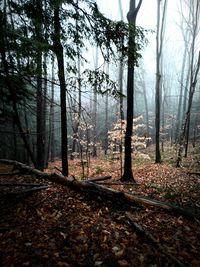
xmin=0 ymin=144 xmax=200 ymax=267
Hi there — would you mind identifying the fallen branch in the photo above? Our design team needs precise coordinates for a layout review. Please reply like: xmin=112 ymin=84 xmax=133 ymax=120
xmin=86 ymin=176 xmax=112 ymax=182
xmin=0 ymin=183 xmax=43 ymax=187
xmin=126 ymin=212 xmax=186 ymax=267
xmin=54 ymin=166 xmax=62 ymax=173
xmin=94 ymin=181 xmax=139 ymax=185
xmin=1 ymin=185 xmax=49 ymax=197
xmin=0 ymin=159 xmax=199 ymax=220
xmin=0 ymin=172 xmax=20 ymax=176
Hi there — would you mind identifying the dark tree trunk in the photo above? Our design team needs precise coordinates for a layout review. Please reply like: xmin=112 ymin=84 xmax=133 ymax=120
xmin=155 ymin=0 xmax=167 ymax=163
xmin=92 ymin=47 xmax=98 ymax=157
xmin=121 ymin=0 xmax=143 ymax=182
xmin=104 ymin=63 xmax=109 ymax=155
xmin=35 ymin=0 xmax=45 ymax=171
xmin=50 ymin=55 xmax=55 ymax=162
xmin=53 ymin=6 xmax=68 ymax=176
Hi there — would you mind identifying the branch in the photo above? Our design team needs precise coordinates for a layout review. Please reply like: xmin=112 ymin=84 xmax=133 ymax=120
xmin=127 ymin=0 xmax=143 ymax=22
xmin=1 ymin=186 xmax=49 ymax=197
xmin=0 ymin=183 xmax=43 ymax=187
xmin=87 ymin=176 xmax=112 ymax=182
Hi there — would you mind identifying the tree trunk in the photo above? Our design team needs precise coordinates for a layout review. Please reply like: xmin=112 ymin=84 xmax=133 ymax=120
xmin=53 ymin=6 xmax=68 ymax=176
xmin=71 ymin=0 xmax=82 ymax=160
xmin=176 ymin=0 xmax=200 ymax=167
xmin=92 ymin=47 xmax=98 ymax=157
xmin=176 ymin=52 xmax=200 ymax=167
xmin=155 ymin=0 xmax=168 ymax=163
xmin=118 ymin=0 xmax=125 ymax=122
xmin=121 ymin=0 xmax=143 ymax=182
xmin=35 ymin=0 xmax=45 ymax=171
xmin=104 ymin=63 xmax=109 ymax=155
xmin=48 ymin=55 xmax=55 ymax=163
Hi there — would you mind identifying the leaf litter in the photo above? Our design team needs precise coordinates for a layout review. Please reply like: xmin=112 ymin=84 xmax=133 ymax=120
xmin=0 ymin=160 xmax=200 ymax=267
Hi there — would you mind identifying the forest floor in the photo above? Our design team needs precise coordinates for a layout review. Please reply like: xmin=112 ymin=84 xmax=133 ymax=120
xmin=0 ymin=151 xmax=200 ymax=266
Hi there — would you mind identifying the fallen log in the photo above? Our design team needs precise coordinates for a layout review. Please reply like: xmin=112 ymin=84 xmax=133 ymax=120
xmin=126 ymin=212 xmax=186 ymax=267
xmin=0 ymin=159 xmax=199 ymax=220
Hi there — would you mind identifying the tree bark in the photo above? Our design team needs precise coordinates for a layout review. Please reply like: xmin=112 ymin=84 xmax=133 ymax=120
xmin=53 ymin=6 xmax=68 ymax=176
xmin=92 ymin=47 xmax=98 ymax=157
xmin=121 ymin=0 xmax=143 ymax=182
xmin=155 ymin=0 xmax=168 ymax=163
xmin=35 ymin=0 xmax=45 ymax=171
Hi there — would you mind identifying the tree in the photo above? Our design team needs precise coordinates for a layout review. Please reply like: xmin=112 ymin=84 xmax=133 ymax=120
xmin=35 ymin=0 xmax=46 ymax=171
xmin=155 ymin=0 xmax=168 ymax=164
xmin=92 ymin=47 xmax=98 ymax=157
xmin=121 ymin=0 xmax=143 ymax=182
xmin=52 ymin=3 xmax=68 ymax=176
xmin=0 ymin=1 xmax=37 ymax=167
xmin=118 ymin=0 xmax=125 ymax=121
xmin=176 ymin=0 xmax=200 ymax=166
xmin=70 ymin=0 xmax=82 ymax=160
xmin=48 ymin=54 xmax=55 ymax=163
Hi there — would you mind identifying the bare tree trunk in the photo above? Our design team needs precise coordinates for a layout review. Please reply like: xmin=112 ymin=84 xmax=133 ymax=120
xmin=35 ymin=0 xmax=45 ymax=170
xmin=121 ymin=0 xmax=143 ymax=182
xmin=53 ymin=5 xmax=68 ymax=176
xmin=175 ymin=46 xmax=188 ymax=144
xmin=155 ymin=0 xmax=168 ymax=163
xmin=104 ymin=63 xmax=109 ymax=155
xmin=71 ymin=0 xmax=82 ymax=160
xmin=118 ymin=0 xmax=125 ymax=122
xmin=177 ymin=52 xmax=200 ymax=167
xmin=48 ymin=55 xmax=55 ymax=162
xmin=176 ymin=0 xmax=200 ymax=166
xmin=92 ymin=47 xmax=98 ymax=157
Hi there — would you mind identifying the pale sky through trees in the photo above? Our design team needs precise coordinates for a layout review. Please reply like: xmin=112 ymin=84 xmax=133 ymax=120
xmin=96 ymin=0 xmax=189 ymax=97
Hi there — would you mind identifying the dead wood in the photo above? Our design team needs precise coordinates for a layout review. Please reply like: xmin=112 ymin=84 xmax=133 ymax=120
xmin=1 ymin=185 xmax=49 ymax=197
xmin=86 ymin=176 xmax=112 ymax=182
xmin=94 ymin=181 xmax=139 ymax=185
xmin=54 ymin=166 xmax=62 ymax=173
xmin=126 ymin=212 xmax=186 ymax=267
xmin=0 ymin=159 xmax=199 ymax=220
xmin=0 ymin=172 xmax=20 ymax=176
xmin=0 ymin=183 xmax=43 ymax=187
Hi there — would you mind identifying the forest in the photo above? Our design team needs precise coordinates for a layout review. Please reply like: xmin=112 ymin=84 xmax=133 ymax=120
xmin=0 ymin=0 xmax=200 ymax=266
